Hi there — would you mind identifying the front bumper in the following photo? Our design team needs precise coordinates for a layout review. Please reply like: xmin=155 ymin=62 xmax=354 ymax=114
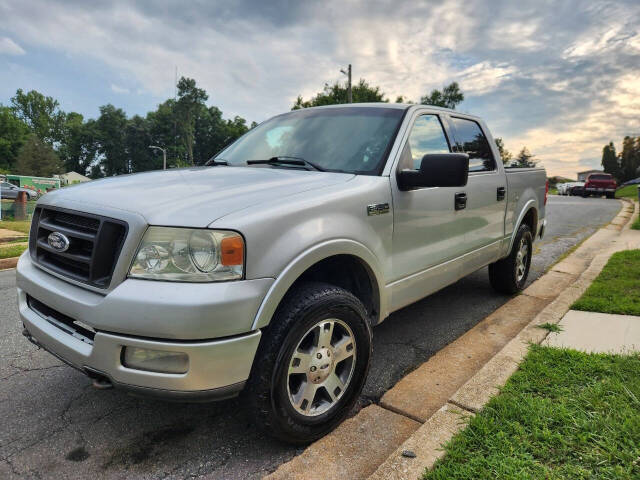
xmin=17 ymin=253 xmax=268 ymax=400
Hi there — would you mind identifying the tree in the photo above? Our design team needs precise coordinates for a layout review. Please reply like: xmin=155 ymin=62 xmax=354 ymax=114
xmin=512 ymin=147 xmax=538 ymax=168
xmin=96 ymin=104 xmax=128 ymax=176
xmin=147 ymin=99 xmax=183 ymax=168
xmin=175 ymin=77 xmax=208 ymax=165
xmin=126 ymin=115 xmax=157 ymax=173
xmin=57 ymin=112 xmax=99 ymax=175
xmin=394 ymin=95 xmax=414 ymax=104
xmin=293 ymin=79 xmax=387 ymax=109
xmin=619 ymin=136 xmax=640 ymax=182
xmin=10 ymin=89 xmax=65 ymax=144
xmin=601 ymin=141 xmax=619 ymax=179
xmin=494 ymin=137 xmax=512 ymax=165
xmin=0 ymin=106 xmax=30 ymax=171
xmin=420 ymin=82 xmax=464 ymax=109
xmin=14 ymin=134 xmax=61 ymax=176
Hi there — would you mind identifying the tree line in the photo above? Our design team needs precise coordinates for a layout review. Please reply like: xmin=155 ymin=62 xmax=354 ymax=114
xmin=0 ymin=75 xmax=537 ymax=179
xmin=0 ymin=77 xmax=255 ymax=178
xmin=601 ymin=136 xmax=640 ymax=182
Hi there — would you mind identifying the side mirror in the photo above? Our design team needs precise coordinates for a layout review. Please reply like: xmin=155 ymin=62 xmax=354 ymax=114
xmin=397 ymin=153 xmax=469 ymax=191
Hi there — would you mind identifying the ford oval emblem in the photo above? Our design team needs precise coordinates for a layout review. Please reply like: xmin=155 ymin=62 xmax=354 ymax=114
xmin=47 ymin=232 xmax=70 ymax=252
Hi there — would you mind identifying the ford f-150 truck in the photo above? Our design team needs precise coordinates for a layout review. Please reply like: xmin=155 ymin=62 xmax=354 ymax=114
xmin=17 ymin=104 xmax=547 ymax=444
xmin=583 ymin=173 xmax=617 ymax=198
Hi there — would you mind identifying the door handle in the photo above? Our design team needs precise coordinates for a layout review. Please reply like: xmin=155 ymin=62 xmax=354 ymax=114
xmin=455 ymin=192 xmax=467 ymax=210
xmin=497 ymin=186 xmax=506 ymax=201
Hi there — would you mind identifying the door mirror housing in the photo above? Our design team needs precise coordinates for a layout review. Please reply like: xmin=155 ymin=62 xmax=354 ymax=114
xmin=397 ymin=153 xmax=469 ymax=191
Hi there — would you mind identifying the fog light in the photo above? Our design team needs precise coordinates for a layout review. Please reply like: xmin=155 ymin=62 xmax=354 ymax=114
xmin=122 ymin=347 xmax=188 ymax=374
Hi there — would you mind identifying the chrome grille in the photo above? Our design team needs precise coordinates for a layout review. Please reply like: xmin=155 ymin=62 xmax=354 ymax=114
xmin=29 ymin=206 xmax=128 ymax=288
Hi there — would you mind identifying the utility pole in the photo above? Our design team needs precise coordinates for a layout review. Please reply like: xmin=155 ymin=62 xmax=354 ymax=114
xmin=341 ymin=64 xmax=352 ymax=103
xmin=149 ymin=146 xmax=167 ymax=170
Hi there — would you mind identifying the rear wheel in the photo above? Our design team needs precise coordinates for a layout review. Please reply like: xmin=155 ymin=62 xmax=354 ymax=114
xmin=606 ymin=192 xmax=615 ymax=199
xmin=243 ymin=282 xmax=372 ymax=444
xmin=489 ymin=224 xmax=533 ymax=294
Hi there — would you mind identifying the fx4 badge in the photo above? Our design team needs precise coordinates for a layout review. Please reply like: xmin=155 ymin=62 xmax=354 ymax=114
xmin=367 ymin=203 xmax=390 ymax=216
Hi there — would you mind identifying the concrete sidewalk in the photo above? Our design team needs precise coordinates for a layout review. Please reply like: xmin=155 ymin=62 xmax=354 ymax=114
xmin=544 ymin=310 xmax=640 ymax=353
xmin=0 ymin=228 xmax=26 ymax=243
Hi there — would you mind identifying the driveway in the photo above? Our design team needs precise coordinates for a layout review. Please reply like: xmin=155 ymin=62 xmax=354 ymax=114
xmin=0 ymin=196 xmax=621 ymax=479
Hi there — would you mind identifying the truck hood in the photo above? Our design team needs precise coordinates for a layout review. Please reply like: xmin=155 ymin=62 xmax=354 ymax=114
xmin=41 ymin=167 xmax=355 ymax=227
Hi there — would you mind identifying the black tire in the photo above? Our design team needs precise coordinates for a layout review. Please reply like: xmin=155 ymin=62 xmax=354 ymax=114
xmin=243 ymin=282 xmax=372 ymax=444
xmin=606 ymin=192 xmax=614 ymax=199
xmin=488 ymin=224 xmax=533 ymax=294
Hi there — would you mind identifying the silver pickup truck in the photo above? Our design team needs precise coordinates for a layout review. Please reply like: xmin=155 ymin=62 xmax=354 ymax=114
xmin=17 ymin=104 xmax=547 ymax=443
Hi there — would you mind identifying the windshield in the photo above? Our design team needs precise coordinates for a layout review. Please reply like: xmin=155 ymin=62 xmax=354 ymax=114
xmin=214 ymin=107 xmax=405 ymax=174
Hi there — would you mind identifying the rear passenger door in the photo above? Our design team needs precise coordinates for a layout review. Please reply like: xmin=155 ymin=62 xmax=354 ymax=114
xmin=446 ymin=116 xmax=506 ymax=273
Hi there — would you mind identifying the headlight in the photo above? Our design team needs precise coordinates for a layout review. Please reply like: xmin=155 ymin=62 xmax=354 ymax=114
xmin=129 ymin=227 xmax=244 ymax=282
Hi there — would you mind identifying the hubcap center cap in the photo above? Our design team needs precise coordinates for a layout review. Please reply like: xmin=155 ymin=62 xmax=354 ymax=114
xmin=309 ymin=347 xmax=334 ymax=384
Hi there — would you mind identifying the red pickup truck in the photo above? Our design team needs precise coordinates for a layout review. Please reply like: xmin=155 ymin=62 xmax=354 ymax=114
xmin=583 ymin=173 xmax=617 ymax=199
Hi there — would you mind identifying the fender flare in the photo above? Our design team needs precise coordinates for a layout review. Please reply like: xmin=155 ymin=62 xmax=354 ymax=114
xmin=508 ymin=199 xmax=538 ymax=254
xmin=251 ymin=239 xmax=386 ymax=330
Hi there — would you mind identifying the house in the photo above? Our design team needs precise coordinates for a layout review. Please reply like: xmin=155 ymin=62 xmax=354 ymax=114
xmin=56 ymin=171 xmax=92 ymax=186
xmin=577 ymin=169 xmax=604 ymax=182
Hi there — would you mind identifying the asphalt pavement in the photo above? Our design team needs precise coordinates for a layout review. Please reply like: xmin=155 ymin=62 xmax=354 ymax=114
xmin=0 ymin=195 xmax=622 ymax=479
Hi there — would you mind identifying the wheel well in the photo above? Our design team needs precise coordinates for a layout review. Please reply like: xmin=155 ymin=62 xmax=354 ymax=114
xmin=521 ymin=207 xmax=538 ymax=235
xmin=290 ymin=255 xmax=380 ymax=325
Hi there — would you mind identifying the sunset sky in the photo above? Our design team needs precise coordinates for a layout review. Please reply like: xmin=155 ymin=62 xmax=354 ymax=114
xmin=1 ymin=0 xmax=639 ymax=178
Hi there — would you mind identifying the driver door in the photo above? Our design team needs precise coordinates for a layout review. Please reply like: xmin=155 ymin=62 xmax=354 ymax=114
xmin=389 ymin=113 xmax=468 ymax=311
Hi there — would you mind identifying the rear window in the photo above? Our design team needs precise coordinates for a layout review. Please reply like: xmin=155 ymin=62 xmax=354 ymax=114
xmin=449 ymin=117 xmax=495 ymax=173
xmin=589 ymin=174 xmax=613 ymax=181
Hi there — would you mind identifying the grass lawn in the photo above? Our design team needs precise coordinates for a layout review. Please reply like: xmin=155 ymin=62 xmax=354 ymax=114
xmin=0 ymin=219 xmax=32 ymax=234
xmin=615 ymin=184 xmax=638 ymax=199
xmin=632 ymin=218 xmax=640 ymax=231
xmin=572 ymin=249 xmax=640 ymax=316
xmin=423 ymin=346 xmax=640 ymax=479
xmin=0 ymin=243 xmax=27 ymax=259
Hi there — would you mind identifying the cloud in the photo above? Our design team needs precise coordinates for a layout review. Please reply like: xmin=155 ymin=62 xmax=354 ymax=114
xmin=458 ymin=62 xmax=517 ymax=95
xmin=0 ymin=0 xmax=639 ymax=177
xmin=0 ymin=36 xmax=25 ymax=55
xmin=110 ymin=83 xmax=129 ymax=94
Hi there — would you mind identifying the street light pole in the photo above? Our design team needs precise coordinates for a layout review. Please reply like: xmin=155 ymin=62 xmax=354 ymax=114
xmin=148 ymin=145 xmax=167 ymax=170
xmin=340 ymin=64 xmax=352 ymax=103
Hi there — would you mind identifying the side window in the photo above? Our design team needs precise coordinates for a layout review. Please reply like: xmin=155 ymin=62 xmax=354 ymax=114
xmin=450 ymin=117 xmax=495 ymax=172
xmin=405 ymin=115 xmax=450 ymax=169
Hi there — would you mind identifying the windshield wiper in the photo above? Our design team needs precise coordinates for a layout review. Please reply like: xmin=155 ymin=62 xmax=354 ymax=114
xmin=204 ymin=158 xmax=229 ymax=166
xmin=246 ymin=156 xmax=325 ymax=172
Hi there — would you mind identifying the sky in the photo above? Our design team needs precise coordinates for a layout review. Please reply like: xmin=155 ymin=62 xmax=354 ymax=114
xmin=1 ymin=0 xmax=639 ymax=178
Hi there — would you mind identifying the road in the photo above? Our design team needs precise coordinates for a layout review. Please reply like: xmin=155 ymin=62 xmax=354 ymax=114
xmin=0 ymin=196 xmax=621 ymax=479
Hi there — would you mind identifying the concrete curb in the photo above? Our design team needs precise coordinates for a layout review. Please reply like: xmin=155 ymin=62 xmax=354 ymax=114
xmin=0 ymin=256 xmax=19 ymax=270
xmin=265 ymin=199 xmax=636 ymax=480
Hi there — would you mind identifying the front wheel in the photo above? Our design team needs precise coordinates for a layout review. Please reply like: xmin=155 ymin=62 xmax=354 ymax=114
xmin=243 ymin=282 xmax=372 ymax=444
xmin=489 ymin=224 xmax=533 ymax=294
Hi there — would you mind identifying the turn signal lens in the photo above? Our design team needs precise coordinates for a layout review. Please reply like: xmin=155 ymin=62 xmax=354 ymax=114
xmin=221 ymin=235 xmax=244 ymax=266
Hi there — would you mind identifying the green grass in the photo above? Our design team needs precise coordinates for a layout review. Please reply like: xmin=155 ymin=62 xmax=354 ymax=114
xmin=615 ymin=184 xmax=638 ymax=199
xmin=0 ymin=219 xmax=31 ymax=234
xmin=423 ymin=346 xmax=640 ymax=479
xmin=0 ymin=243 xmax=27 ymax=259
xmin=632 ymin=218 xmax=640 ymax=231
xmin=572 ymin=249 xmax=640 ymax=316
xmin=548 ymin=187 xmax=558 ymax=195
xmin=537 ymin=322 xmax=562 ymax=333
